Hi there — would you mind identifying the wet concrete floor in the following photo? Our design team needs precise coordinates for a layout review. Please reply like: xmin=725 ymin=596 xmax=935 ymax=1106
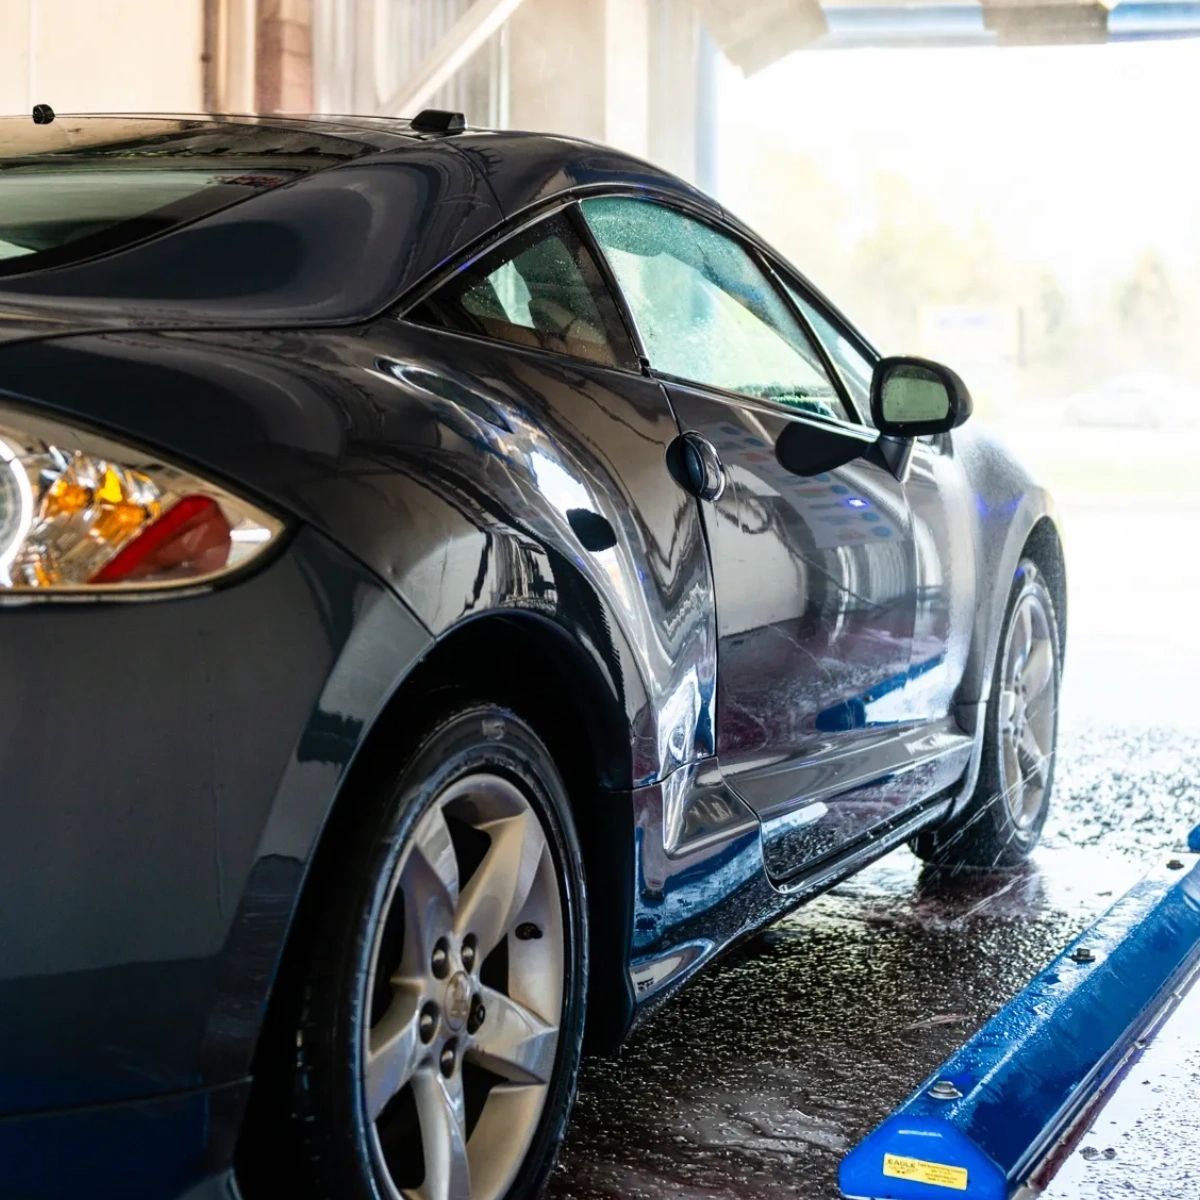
xmin=550 ymin=504 xmax=1200 ymax=1199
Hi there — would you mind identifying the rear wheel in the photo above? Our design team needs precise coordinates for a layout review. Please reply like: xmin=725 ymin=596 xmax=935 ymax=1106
xmin=256 ymin=704 xmax=587 ymax=1200
xmin=912 ymin=559 xmax=1061 ymax=868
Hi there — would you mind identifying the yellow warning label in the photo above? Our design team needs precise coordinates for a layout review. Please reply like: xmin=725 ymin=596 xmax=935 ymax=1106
xmin=882 ymin=1153 xmax=969 ymax=1191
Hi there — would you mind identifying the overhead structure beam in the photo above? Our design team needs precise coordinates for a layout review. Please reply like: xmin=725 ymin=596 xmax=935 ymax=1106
xmin=980 ymin=0 xmax=1115 ymax=44
xmin=381 ymin=0 xmax=527 ymax=118
xmin=694 ymin=0 xmax=829 ymax=73
xmin=815 ymin=0 xmax=1200 ymax=48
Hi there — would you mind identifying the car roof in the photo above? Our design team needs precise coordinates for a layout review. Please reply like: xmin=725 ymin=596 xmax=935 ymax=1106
xmin=0 ymin=112 xmax=418 ymax=153
xmin=0 ymin=112 xmax=721 ymax=339
xmin=0 ymin=112 xmax=718 ymax=217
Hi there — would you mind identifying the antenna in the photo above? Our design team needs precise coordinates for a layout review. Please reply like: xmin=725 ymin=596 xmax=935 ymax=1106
xmin=410 ymin=109 xmax=466 ymax=134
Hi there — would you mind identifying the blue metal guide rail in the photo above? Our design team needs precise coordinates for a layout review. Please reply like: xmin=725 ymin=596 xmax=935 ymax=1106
xmin=840 ymin=844 xmax=1200 ymax=1200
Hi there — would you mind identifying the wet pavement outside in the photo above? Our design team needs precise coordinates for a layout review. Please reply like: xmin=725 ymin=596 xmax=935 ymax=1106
xmin=550 ymin=496 xmax=1200 ymax=1200
xmin=1042 ymin=984 xmax=1200 ymax=1200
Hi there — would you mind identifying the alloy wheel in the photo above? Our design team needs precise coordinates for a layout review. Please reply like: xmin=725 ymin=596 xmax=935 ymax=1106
xmin=996 ymin=571 xmax=1058 ymax=829
xmin=363 ymin=772 xmax=564 ymax=1200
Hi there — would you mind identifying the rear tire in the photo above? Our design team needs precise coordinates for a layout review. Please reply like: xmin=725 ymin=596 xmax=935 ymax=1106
xmin=912 ymin=559 xmax=1061 ymax=868
xmin=249 ymin=703 xmax=587 ymax=1200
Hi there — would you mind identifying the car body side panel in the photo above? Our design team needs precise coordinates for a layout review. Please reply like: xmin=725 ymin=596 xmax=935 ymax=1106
xmin=0 ymin=1081 xmax=247 ymax=1200
xmin=0 ymin=321 xmax=715 ymax=788
xmin=0 ymin=327 xmax=1060 ymax=1066
xmin=348 ymin=322 xmax=719 ymax=786
xmin=612 ymin=422 xmax=1060 ymax=1025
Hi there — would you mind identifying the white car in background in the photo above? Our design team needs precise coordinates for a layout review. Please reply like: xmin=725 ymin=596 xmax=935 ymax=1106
xmin=1065 ymin=372 xmax=1200 ymax=429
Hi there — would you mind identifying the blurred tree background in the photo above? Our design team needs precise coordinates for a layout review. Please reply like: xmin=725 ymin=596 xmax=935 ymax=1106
xmin=725 ymin=152 xmax=1200 ymax=423
xmin=715 ymin=42 xmax=1200 ymax=433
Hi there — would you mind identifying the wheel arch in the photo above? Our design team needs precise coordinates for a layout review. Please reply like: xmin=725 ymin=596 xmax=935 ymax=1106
xmin=352 ymin=608 xmax=637 ymax=792
xmin=956 ymin=479 xmax=1067 ymax=726
xmin=358 ymin=611 xmax=641 ymax=1050
xmin=239 ymin=605 xmax=641 ymax=1174
xmin=1021 ymin=515 xmax=1068 ymax=664
xmin=917 ymin=508 xmax=1067 ymax=858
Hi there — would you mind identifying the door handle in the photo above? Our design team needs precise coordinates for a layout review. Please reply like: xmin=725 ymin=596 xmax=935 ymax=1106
xmin=674 ymin=433 xmax=727 ymax=502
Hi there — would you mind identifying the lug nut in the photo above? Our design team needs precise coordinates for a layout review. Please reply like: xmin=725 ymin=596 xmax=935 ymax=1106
xmin=515 ymin=923 xmax=542 ymax=941
xmin=440 ymin=1040 xmax=458 ymax=1078
xmin=462 ymin=934 xmax=477 ymax=972
xmin=1071 ymin=946 xmax=1096 ymax=964
xmin=431 ymin=938 xmax=451 ymax=979
xmin=929 ymin=1080 xmax=963 ymax=1101
xmin=468 ymin=997 xmax=486 ymax=1034
xmin=419 ymin=1002 xmax=438 ymax=1043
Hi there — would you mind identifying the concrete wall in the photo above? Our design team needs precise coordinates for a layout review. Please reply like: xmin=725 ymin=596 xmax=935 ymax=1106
xmin=0 ymin=0 xmax=205 ymax=116
xmin=0 ymin=0 xmax=703 ymax=181
xmin=256 ymin=0 xmax=313 ymax=113
xmin=507 ymin=0 xmax=650 ymax=156
xmin=506 ymin=0 xmax=709 ymax=183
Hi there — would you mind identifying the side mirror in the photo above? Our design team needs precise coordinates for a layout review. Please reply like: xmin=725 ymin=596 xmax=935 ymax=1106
xmin=870 ymin=356 xmax=973 ymax=438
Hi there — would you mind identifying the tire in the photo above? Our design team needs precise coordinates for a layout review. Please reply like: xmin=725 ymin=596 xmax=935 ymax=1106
xmin=251 ymin=703 xmax=588 ymax=1200
xmin=912 ymin=559 xmax=1061 ymax=869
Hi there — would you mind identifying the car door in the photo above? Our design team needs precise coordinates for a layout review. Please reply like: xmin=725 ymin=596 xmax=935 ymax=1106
xmin=784 ymin=279 xmax=978 ymax=737
xmin=580 ymin=195 xmax=942 ymax=879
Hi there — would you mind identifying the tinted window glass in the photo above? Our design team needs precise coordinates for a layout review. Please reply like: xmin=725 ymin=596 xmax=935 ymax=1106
xmin=409 ymin=212 xmax=638 ymax=371
xmin=580 ymin=196 xmax=847 ymax=422
xmin=0 ymin=169 xmax=297 ymax=275
xmin=786 ymin=283 xmax=876 ymax=425
xmin=0 ymin=117 xmax=358 ymax=277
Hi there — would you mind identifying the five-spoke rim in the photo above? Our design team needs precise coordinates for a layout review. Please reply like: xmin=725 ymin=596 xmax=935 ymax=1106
xmin=363 ymin=773 xmax=564 ymax=1200
xmin=997 ymin=574 xmax=1058 ymax=829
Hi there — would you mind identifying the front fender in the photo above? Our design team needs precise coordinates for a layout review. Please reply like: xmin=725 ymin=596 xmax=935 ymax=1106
xmin=954 ymin=425 xmax=1063 ymax=726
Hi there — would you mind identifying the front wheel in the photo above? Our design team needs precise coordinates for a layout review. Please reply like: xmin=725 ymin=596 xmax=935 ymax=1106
xmin=256 ymin=703 xmax=588 ymax=1200
xmin=912 ymin=559 xmax=1061 ymax=868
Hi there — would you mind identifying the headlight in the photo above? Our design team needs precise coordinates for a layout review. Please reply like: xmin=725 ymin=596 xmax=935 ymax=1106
xmin=0 ymin=403 xmax=283 ymax=594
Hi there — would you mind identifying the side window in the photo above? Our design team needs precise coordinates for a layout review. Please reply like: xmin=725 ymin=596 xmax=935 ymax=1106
xmin=407 ymin=212 xmax=639 ymax=371
xmin=579 ymin=196 xmax=849 ymax=423
xmin=785 ymin=283 xmax=876 ymax=426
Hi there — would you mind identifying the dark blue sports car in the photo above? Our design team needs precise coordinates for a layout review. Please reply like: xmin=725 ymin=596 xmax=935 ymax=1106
xmin=0 ymin=111 xmax=1065 ymax=1200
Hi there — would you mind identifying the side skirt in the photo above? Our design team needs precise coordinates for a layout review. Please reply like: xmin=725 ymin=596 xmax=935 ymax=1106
xmin=620 ymin=764 xmax=958 ymax=1034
